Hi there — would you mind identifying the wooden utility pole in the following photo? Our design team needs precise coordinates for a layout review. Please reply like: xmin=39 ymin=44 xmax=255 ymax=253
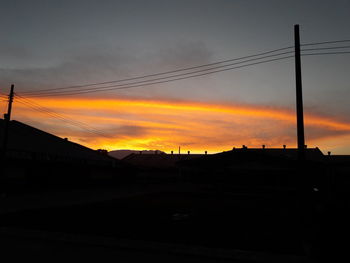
xmin=294 ymin=25 xmax=305 ymax=161
xmin=2 ymin=84 xmax=15 ymax=158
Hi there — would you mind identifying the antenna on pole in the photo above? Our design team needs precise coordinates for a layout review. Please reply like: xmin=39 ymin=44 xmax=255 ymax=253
xmin=294 ymin=25 xmax=305 ymax=161
xmin=2 ymin=84 xmax=15 ymax=158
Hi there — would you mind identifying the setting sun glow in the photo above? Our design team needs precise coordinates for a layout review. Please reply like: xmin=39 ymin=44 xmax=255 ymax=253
xmin=11 ymin=96 xmax=350 ymax=154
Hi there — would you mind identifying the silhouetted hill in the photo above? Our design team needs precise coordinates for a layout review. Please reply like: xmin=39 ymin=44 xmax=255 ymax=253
xmin=122 ymin=153 xmax=205 ymax=169
xmin=108 ymin=150 xmax=165 ymax=159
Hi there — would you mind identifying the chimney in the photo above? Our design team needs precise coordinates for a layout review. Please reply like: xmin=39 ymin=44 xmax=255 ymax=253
xmin=205 ymin=151 xmax=207 ymax=155
xmin=187 ymin=151 xmax=190 ymax=155
xmin=171 ymin=151 xmax=173 ymax=155
xmin=283 ymin=145 xmax=286 ymax=149
xmin=262 ymin=145 xmax=265 ymax=149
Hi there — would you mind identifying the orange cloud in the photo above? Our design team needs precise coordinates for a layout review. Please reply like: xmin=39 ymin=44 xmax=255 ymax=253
xmin=11 ymin=96 xmax=350 ymax=154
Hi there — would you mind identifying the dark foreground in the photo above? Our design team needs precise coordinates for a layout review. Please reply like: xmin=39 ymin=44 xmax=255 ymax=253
xmin=0 ymin=182 xmax=324 ymax=262
xmin=0 ymin=226 xmax=306 ymax=262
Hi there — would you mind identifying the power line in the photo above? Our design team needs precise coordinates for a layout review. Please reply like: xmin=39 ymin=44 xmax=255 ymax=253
xmin=22 ymin=55 xmax=294 ymax=97
xmin=15 ymin=100 xmax=108 ymax=138
xmin=20 ymin=46 xmax=294 ymax=95
xmin=23 ymin=51 xmax=294 ymax=96
xmin=48 ymin=50 xmax=347 ymax=97
xmin=302 ymin=51 xmax=350 ymax=57
xmin=15 ymin=95 xmax=112 ymax=138
xmin=302 ymin=45 xmax=350 ymax=52
xmin=16 ymin=39 xmax=350 ymax=98
xmin=15 ymin=96 xmax=108 ymax=136
xmin=16 ymin=100 xmax=111 ymax=139
xmin=21 ymin=49 xmax=350 ymax=98
xmin=23 ymin=55 xmax=294 ymax=97
xmin=301 ymin=39 xmax=350 ymax=46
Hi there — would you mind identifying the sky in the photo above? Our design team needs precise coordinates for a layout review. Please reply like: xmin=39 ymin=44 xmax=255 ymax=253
xmin=1 ymin=0 xmax=350 ymax=154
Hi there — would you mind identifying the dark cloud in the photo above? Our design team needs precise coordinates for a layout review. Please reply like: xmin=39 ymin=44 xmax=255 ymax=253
xmin=107 ymin=125 xmax=148 ymax=138
xmin=93 ymin=124 xmax=148 ymax=139
xmin=156 ymin=41 xmax=212 ymax=69
xmin=67 ymin=124 xmax=148 ymax=140
xmin=0 ymin=41 xmax=213 ymax=96
xmin=0 ymin=50 xmax=132 ymax=92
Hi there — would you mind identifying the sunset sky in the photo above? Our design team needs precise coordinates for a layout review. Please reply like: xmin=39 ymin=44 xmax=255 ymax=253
xmin=1 ymin=0 xmax=350 ymax=154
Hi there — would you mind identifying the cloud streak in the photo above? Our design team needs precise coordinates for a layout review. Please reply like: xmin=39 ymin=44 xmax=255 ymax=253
xmin=9 ymin=96 xmax=350 ymax=153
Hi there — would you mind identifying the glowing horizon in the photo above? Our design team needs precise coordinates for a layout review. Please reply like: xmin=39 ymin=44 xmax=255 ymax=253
xmin=9 ymin=96 xmax=350 ymax=154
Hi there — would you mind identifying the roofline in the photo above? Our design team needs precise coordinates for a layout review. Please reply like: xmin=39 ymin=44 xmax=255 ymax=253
xmin=1 ymin=119 xmax=118 ymax=161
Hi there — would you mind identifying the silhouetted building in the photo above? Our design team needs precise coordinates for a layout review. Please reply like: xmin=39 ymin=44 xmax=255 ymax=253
xmin=0 ymin=119 xmax=116 ymax=165
xmin=325 ymin=154 xmax=350 ymax=201
xmin=0 ymin=119 xmax=121 ymax=185
xmin=177 ymin=147 xmax=326 ymax=187
xmin=178 ymin=147 xmax=325 ymax=167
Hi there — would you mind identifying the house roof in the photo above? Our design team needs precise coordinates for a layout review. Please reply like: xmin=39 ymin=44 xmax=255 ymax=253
xmin=326 ymin=155 xmax=350 ymax=165
xmin=229 ymin=147 xmax=325 ymax=161
xmin=0 ymin=119 xmax=116 ymax=164
xmin=177 ymin=147 xmax=325 ymax=169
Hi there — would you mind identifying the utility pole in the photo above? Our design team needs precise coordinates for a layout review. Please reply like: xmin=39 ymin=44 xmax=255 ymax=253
xmin=2 ymin=84 xmax=15 ymax=159
xmin=294 ymin=25 xmax=305 ymax=161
